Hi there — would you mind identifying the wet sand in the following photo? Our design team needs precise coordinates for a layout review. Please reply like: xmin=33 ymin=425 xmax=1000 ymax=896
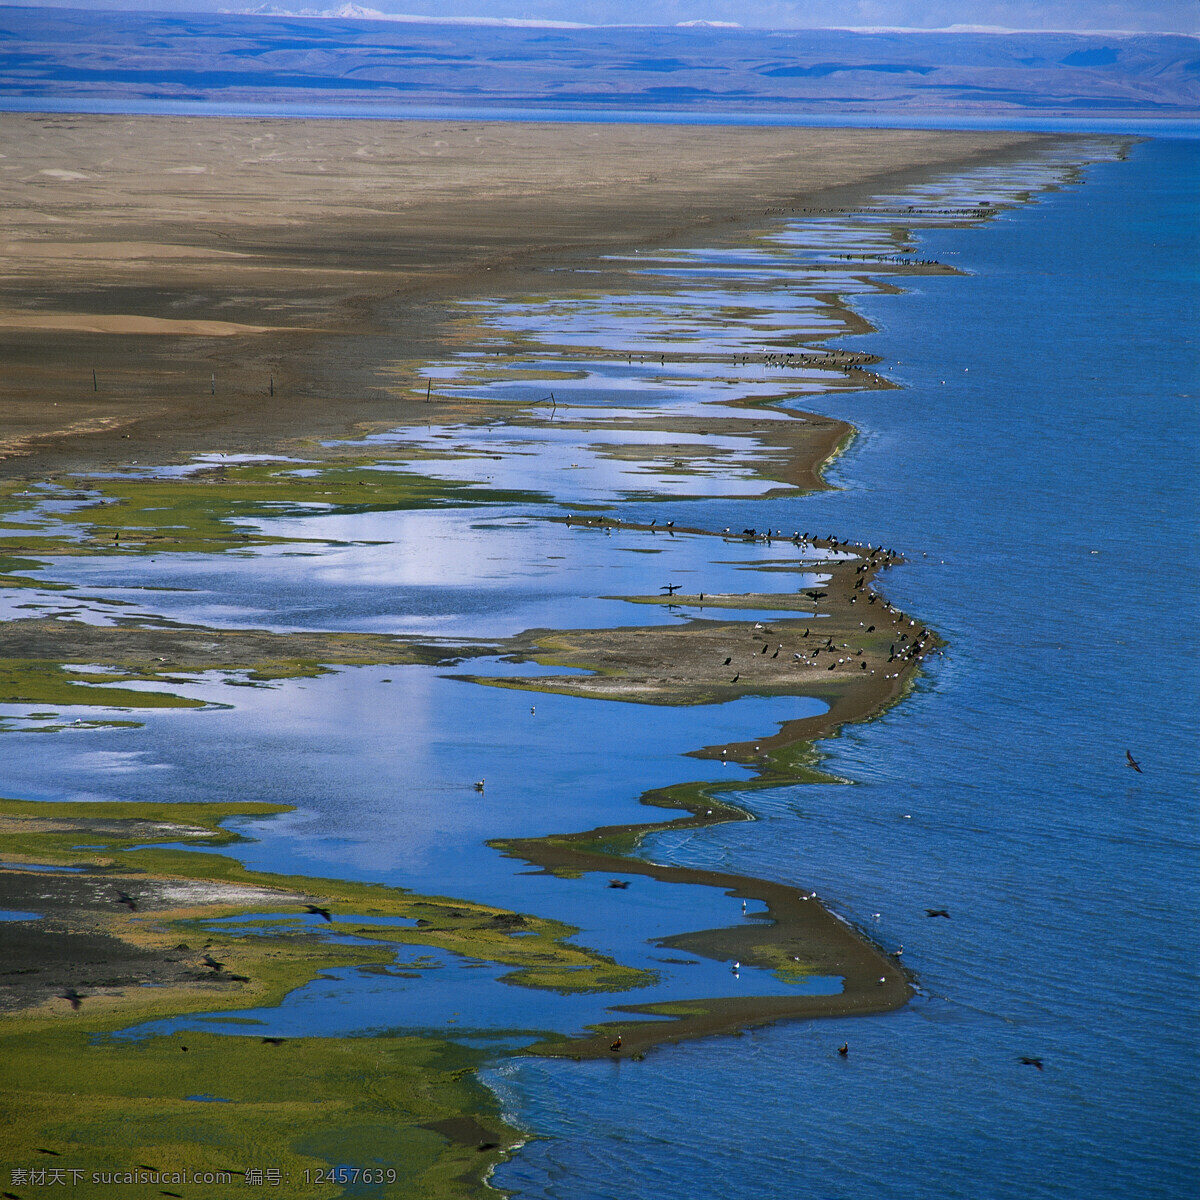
xmin=0 ymin=113 xmax=1046 ymax=474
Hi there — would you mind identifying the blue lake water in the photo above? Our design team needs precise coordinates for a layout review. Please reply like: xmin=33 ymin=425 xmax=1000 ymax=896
xmin=484 ymin=137 xmax=1200 ymax=1199
xmin=1 ymin=129 xmax=1195 ymax=1198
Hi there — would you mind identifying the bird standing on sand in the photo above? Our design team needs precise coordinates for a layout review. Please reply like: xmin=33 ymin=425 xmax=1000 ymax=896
xmin=610 ymin=1034 xmax=622 ymax=1052
xmin=1125 ymin=750 xmax=1142 ymax=773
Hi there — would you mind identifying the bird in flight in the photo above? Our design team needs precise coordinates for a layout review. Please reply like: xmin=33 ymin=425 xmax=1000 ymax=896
xmin=1125 ymin=750 xmax=1142 ymax=773
xmin=1019 ymin=1056 xmax=1044 ymax=1070
xmin=925 ymin=909 xmax=951 ymax=919
xmin=201 ymin=955 xmax=224 ymax=970
xmin=304 ymin=905 xmax=333 ymax=922
xmin=115 ymin=891 xmax=138 ymax=911
xmin=61 ymin=988 xmax=85 ymax=1010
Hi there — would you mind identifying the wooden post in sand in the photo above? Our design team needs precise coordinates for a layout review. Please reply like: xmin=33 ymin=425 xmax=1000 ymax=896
xmin=269 ymin=375 xmax=274 ymax=397
xmin=425 ymin=378 xmax=432 ymax=404
xmin=92 ymin=368 xmax=97 ymax=392
xmin=210 ymin=373 xmax=216 ymax=395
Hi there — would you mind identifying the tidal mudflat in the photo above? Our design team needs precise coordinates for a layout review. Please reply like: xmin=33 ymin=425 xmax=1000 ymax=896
xmin=0 ymin=118 xmax=1135 ymax=1193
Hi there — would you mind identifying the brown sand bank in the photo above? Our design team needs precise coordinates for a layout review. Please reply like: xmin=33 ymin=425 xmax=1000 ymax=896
xmin=0 ymin=113 xmax=1045 ymax=473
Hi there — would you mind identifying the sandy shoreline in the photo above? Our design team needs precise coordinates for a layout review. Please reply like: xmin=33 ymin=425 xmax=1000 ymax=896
xmin=0 ymin=113 xmax=1048 ymax=474
xmin=0 ymin=113 xmax=1045 ymax=1022
xmin=0 ymin=114 xmax=1081 ymax=1187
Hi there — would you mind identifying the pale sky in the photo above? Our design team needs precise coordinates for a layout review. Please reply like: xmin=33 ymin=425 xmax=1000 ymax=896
xmin=5 ymin=1 xmax=1197 ymax=35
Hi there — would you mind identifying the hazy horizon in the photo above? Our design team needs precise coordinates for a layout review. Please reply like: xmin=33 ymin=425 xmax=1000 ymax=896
xmin=0 ymin=1 xmax=1195 ymax=36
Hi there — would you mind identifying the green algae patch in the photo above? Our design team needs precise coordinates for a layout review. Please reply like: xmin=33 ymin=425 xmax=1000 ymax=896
xmin=0 ymin=1028 xmax=518 ymax=1199
xmin=0 ymin=798 xmax=653 ymax=1010
xmin=0 ymin=618 xmax=501 ymax=714
xmin=0 ymin=554 xmax=67 ymax=589
xmin=0 ymin=660 xmax=207 ymax=709
xmin=0 ymin=796 xmax=289 ymax=861
xmin=0 ymin=460 xmax=547 ymax=563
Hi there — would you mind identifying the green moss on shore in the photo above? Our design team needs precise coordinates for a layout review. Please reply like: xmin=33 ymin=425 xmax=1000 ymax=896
xmin=0 ymin=1028 xmax=518 ymax=1199
xmin=0 ymin=795 xmax=661 ymax=1193
xmin=0 ymin=460 xmax=546 ymax=562
xmin=0 ymin=660 xmax=208 ymax=709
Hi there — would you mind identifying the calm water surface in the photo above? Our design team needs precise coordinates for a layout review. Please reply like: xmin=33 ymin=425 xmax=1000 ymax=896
xmin=2 ymin=134 xmax=1195 ymax=1197
xmin=486 ymin=138 xmax=1199 ymax=1199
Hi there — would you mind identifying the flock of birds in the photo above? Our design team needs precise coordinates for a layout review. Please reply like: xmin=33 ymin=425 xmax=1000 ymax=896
xmin=46 ymin=506 xmax=1151 ymax=1079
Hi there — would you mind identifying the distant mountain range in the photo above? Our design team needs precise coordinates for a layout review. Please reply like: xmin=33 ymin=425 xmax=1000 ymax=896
xmin=231 ymin=5 xmax=597 ymax=27
xmin=1 ymin=5 xmax=1195 ymax=115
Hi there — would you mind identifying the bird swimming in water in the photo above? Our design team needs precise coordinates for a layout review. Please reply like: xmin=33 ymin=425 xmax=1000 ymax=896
xmin=838 ymin=1043 xmax=849 ymax=1056
xmin=607 ymin=880 xmax=630 ymax=889
xmin=474 ymin=779 xmax=485 ymax=792
xmin=1125 ymin=750 xmax=1142 ymax=773
xmin=304 ymin=904 xmax=332 ymax=922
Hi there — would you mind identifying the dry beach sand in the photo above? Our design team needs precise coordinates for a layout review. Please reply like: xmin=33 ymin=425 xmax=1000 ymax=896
xmin=0 ymin=114 xmax=1045 ymax=472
